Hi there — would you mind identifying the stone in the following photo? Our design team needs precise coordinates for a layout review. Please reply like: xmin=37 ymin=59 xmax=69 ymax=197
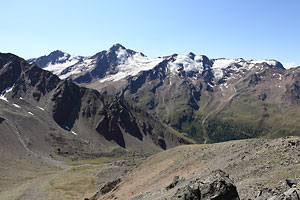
xmin=100 ymin=178 xmax=121 ymax=195
xmin=166 ymin=176 xmax=181 ymax=190
xmin=173 ymin=169 xmax=240 ymax=200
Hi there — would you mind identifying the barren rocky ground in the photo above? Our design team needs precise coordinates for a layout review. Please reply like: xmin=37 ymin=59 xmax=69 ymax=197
xmin=95 ymin=136 xmax=300 ymax=200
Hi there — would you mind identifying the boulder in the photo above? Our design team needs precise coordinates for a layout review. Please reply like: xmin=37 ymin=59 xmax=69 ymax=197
xmin=166 ymin=176 xmax=182 ymax=190
xmin=173 ymin=169 xmax=240 ymax=200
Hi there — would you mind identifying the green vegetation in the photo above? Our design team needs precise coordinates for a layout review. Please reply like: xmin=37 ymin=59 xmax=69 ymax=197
xmin=154 ymin=92 xmax=300 ymax=144
xmin=203 ymin=97 xmax=300 ymax=142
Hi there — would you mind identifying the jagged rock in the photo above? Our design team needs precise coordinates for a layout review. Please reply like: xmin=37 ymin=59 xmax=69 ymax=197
xmin=100 ymin=178 xmax=121 ymax=195
xmin=173 ymin=170 xmax=240 ymax=200
xmin=87 ymin=178 xmax=121 ymax=200
xmin=166 ymin=176 xmax=183 ymax=190
xmin=255 ymin=185 xmax=300 ymax=200
xmin=286 ymin=179 xmax=298 ymax=188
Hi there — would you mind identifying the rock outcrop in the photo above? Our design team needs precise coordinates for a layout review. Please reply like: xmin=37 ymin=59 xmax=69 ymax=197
xmin=255 ymin=179 xmax=300 ymax=200
xmin=173 ymin=170 xmax=240 ymax=200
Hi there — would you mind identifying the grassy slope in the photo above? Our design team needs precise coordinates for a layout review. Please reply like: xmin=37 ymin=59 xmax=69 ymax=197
xmin=205 ymin=94 xmax=300 ymax=142
xmin=0 ymin=156 xmax=142 ymax=200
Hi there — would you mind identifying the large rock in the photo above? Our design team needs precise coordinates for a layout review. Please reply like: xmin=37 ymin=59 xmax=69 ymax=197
xmin=173 ymin=170 xmax=240 ymax=200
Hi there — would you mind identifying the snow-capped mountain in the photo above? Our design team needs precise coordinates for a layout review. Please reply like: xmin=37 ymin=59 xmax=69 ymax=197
xmin=27 ymin=50 xmax=84 ymax=75
xmin=30 ymin=44 xmax=300 ymax=144
xmin=0 ymin=52 xmax=190 ymax=158
xmin=28 ymin=44 xmax=284 ymax=86
xmin=29 ymin=44 xmax=162 ymax=83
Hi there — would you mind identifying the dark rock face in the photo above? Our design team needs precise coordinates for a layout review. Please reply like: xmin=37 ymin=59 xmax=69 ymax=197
xmin=0 ymin=116 xmax=4 ymax=124
xmin=173 ymin=170 xmax=240 ymax=200
xmin=100 ymin=178 xmax=121 ymax=195
xmin=51 ymin=80 xmax=82 ymax=129
xmin=0 ymin=53 xmax=24 ymax=92
xmin=0 ymin=53 xmax=61 ymax=100
xmin=96 ymin=112 xmax=125 ymax=148
xmin=0 ymin=52 xmax=191 ymax=153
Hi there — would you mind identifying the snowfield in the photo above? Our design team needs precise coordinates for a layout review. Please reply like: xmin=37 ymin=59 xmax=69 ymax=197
xmin=28 ymin=45 xmax=282 ymax=82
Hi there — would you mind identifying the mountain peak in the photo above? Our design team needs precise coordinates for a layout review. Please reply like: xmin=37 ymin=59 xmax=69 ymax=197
xmin=48 ymin=50 xmax=68 ymax=57
xmin=109 ymin=43 xmax=126 ymax=52
xmin=48 ymin=50 xmax=70 ymax=60
xmin=51 ymin=49 xmax=65 ymax=54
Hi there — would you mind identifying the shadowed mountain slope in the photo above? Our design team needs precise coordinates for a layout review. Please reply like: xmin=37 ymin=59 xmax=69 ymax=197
xmin=0 ymin=53 xmax=192 ymax=164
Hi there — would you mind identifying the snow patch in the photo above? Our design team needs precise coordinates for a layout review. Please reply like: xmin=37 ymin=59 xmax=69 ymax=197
xmin=71 ymin=131 xmax=78 ymax=136
xmin=116 ymin=47 xmax=129 ymax=64
xmin=12 ymin=104 xmax=21 ymax=108
xmin=168 ymin=54 xmax=204 ymax=75
xmin=212 ymin=59 xmax=237 ymax=78
xmin=59 ymin=57 xmax=95 ymax=79
xmin=99 ymin=54 xmax=163 ymax=83
xmin=37 ymin=106 xmax=45 ymax=111
xmin=58 ymin=53 xmax=69 ymax=61
xmin=1 ymin=86 xmax=13 ymax=95
xmin=212 ymin=59 xmax=278 ymax=79
xmin=43 ymin=55 xmax=82 ymax=76
xmin=0 ymin=95 xmax=8 ymax=102
xmin=207 ymin=83 xmax=214 ymax=88
xmin=249 ymin=60 xmax=277 ymax=66
xmin=5 ymin=87 xmax=13 ymax=93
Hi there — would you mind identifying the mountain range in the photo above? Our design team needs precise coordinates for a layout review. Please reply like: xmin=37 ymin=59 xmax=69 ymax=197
xmin=29 ymin=44 xmax=300 ymax=143
xmin=2 ymin=45 xmax=300 ymax=199
xmin=0 ymin=52 xmax=191 ymax=166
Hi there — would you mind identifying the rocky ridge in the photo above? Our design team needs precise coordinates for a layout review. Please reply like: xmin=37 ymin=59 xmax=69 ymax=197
xmin=0 ymin=52 xmax=191 ymax=161
xmin=28 ymin=44 xmax=300 ymax=143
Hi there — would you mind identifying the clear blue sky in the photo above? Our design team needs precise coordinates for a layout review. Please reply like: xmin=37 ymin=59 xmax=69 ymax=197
xmin=1 ymin=0 xmax=299 ymax=68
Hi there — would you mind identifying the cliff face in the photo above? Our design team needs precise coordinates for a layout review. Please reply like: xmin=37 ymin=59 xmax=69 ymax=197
xmin=0 ymin=53 xmax=192 ymax=162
